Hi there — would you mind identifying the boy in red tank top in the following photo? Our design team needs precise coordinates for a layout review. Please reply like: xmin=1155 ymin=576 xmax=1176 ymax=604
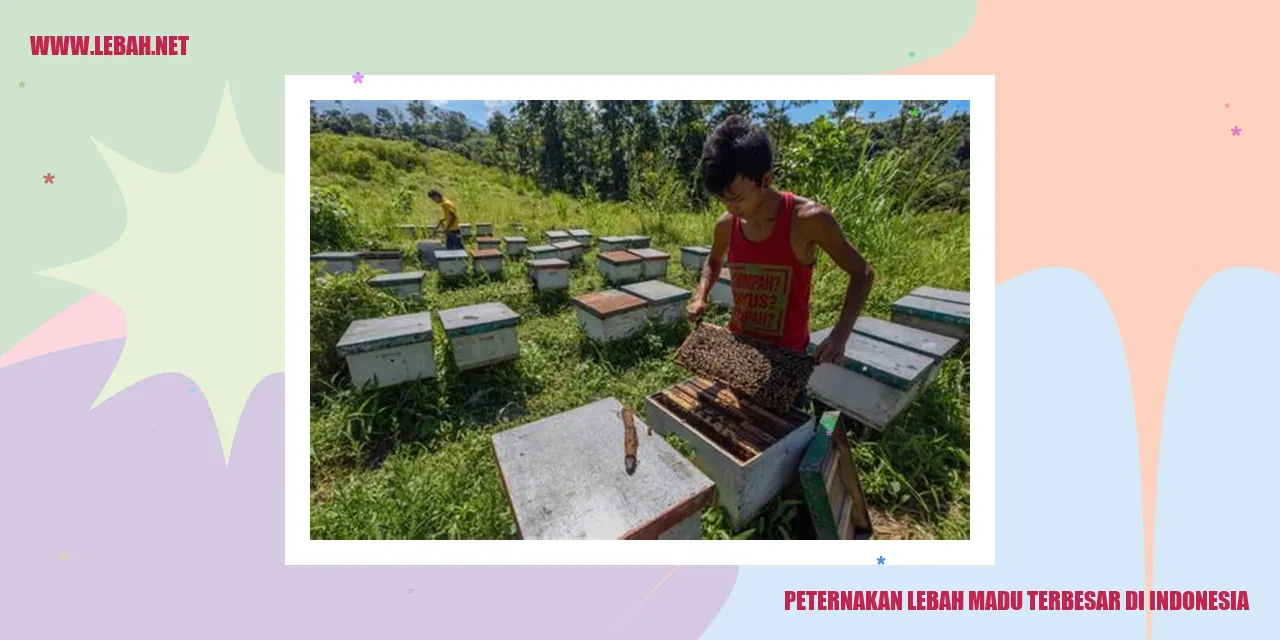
xmin=686 ymin=115 xmax=875 ymax=364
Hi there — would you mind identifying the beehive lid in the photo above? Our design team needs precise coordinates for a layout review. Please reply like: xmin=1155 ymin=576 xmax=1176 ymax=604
xmin=398 ymin=224 xmax=417 ymax=230
xmin=438 ymin=302 xmax=520 ymax=338
xmin=460 ymin=223 xmax=472 ymax=228
xmin=628 ymin=248 xmax=668 ymax=261
xmin=311 ymin=251 xmax=360 ymax=261
xmin=335 ymin=312 xmax=433 ymax=357
xmin=891 ymin=295 xmax=970 ymax=327
xmin=504 ymin=236 xmax=528 ymax=243
xmin=469 ymin=248 xmax=502 ymax=259
xmin=911 ymin=286 xmax=970 ymax=306
xmin=599 ymin=250 xmax=642 ymax=265
xmin=528 ymin=244 xmax=557 ymax=253
xmin=545 ymin=230 xmax=571 ymax=240
xmin=477 ymin=236 xmax=500 ymax=244
xmin=528 ymin=258 xmax=570 ymax=269
xmin=682 ymin=246 xmax=710 ymax=255
xmin=622 ymin=280 xmax=690 ymax=304
xmin=416 ymin=240 xmax=443 ymax=248
xmin=568 ymin=229 xmax=591 ymax=237
xmin=359 ymin=250 xmax=400 ymax=259
xmin=600 ymin=235 xmax=627 ymax=243
xmin=491 ymin=397 xmax=715 ymax=540
xmin=477 ymin=221 xmax=493 ymax=227
xmin=852 ymin=316 xmax=960 ymax=361
xmin=368 ymin=271 xmax=425 ymax=287
xmin=435 ymin=249 xmax=468 ymax=261
xmin=552 ymin=240 xmax=584 ymax=250
xmin=573 ymin=289 xmax=647 ymax=319
xmin=808 ymin=326 xmax=934 ymax=391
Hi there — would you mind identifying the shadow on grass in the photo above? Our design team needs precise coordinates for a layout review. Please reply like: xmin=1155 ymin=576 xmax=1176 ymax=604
xmin=531 ymin=289 xmax=571 ymax=315
xmin=575 ymin=320 xmax=692 ymax=370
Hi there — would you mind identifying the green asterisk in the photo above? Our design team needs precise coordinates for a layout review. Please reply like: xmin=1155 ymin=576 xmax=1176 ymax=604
xmin=909 ymin=108 xmax=920 ymax=118
xmin=908 ymin=51 xmax=915 ymax=58
xmin=18 ymin=81 xmax=26 ymax=88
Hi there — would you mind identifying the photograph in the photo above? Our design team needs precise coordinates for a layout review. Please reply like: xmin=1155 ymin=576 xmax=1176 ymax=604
xmin=306 ymin=97 xmax=972 ymax=542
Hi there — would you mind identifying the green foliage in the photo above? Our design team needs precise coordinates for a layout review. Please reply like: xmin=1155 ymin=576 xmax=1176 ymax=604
xmin=309 ymin=268 xmax=407 ymax=383
xmin=309 ymin=186 xmax=360 ymax=251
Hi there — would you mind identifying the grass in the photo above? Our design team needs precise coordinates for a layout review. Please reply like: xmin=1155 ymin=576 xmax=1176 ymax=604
xmin=309 ymin=133 xmax=970 ymax=540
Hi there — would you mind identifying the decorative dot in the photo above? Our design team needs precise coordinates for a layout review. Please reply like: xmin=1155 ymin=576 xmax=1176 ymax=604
xmin=189 ymin=387 xmax=195 ymax=392
xmin=43 ymin=172 xmax=55 ymax=184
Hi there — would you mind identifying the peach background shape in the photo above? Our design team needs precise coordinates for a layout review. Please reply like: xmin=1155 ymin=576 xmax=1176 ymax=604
xmin=906 ymin=0 xmax=1279 ymax=618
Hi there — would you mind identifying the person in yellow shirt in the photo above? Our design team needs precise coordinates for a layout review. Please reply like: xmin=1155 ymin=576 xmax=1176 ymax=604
xmin=428 ymin=189 xmax=463 ymax=250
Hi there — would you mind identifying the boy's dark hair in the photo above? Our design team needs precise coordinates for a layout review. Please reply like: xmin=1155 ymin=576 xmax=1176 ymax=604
xmin=427 ymin=189 xmax=442 ymax=199
xmin=700 ymin=115 xmax=774 ymax=197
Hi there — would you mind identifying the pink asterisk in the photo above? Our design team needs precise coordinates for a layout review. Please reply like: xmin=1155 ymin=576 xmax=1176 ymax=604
xmin=1224 ymin=103 xmax=1229 ymax=108
xmin=352 ymin=72 xmax=364 ymax=84
xmin=1231 ymin=126 xmax=1241 ymax=136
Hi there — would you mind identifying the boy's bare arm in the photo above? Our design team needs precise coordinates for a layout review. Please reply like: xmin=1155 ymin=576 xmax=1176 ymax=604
xmin=799 ymin=204 xmax=874 ymax=363
xmin=687 ymin=213 xmax=733 ymax=321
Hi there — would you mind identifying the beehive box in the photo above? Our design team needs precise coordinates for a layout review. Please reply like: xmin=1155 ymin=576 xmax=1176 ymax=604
xmin=476 ymin=236 xmax=501 ymax=252
xmin=805 ymin=324 xmax=938 ymax=430
xmin=709 ymin=268 xmax=733 ymax=306
xmin=599 ymin=236 xmax=629 ymax=252
xmin=622 ymin=280 xmax=690 ymax=325
xmin=527 ymin=258 xmax=571 ymax=292
xmin=310 ymin=251 xmax=360 ymax=275
xmin=416 ymin=240 xmax=443 ymax=269
xmin=492 ymin=397 xmax=715 ymax=540
xmin=470 ymin=248 xmax=504 ymax=276
xmin=597 ymin=250 xmax=644 ymax=285
xmin=359 ymin=250 xmax=402 ymax=273
xmin=434 ymin=249 xmax=468 ymax=278
xmin=568 ymin=228 xmax=592 ymax=245
xmin=459 ymin=223 xmax=473 ymax=239
xmin=476 ymin=222 xmax=494 ymax=237
xmin=573 ymin=289 xmax=648 ymax=343
xmin=398 ymin=224 xmax=419 ymax=240
xmin=800 ymin=412 xmax=873 ymax=540
xmin=438 ymin=302 xmax=521 ymax=372
xmin=645 ymin=377 xmax=816 ymax=528
xmin=674 ymin=323 xmax=814 ymax=415
xmin=504 ymin=236 xmax=527 ymax=257
xmin=368 ymin=270 xmax=425 ymax=299
xmin=335 ymin=312 xmax=436 ymax=389
xmin=890 ymin=286 xmax=970 ymax=340
xmin=552 ymin=240 xmax=585 ymax=264
xmin=627 ymin=248 xmax=670 ymax=279
xmin=527 ymin=244 xmax=558 ymax=261
xmin=681 ymin=246 xmax=710 ymax=272
xmin=624 ymin=235 xmax=652 ymax=249
xmin=545 ymin=230 xmax=571 ymax=244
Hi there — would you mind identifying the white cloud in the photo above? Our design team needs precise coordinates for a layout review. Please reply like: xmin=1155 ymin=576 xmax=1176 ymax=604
xmin=430 ymin=100 xmax=449 ymax=107
xmin=484 ymin=99 xmax=514 ymax=115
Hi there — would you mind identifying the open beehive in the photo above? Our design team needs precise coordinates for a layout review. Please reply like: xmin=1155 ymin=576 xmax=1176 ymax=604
xmin=358 ymin=250 xmax=402 ymax=273
xmin=673 ymin=323 xmax=815 ymax=414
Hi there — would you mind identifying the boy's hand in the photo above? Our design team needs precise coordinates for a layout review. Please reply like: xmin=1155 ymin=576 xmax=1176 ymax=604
xmin=814 ymin=331 xmax=849 ymax=365
xmin=686 ymin=299 xmax=707 ymax=324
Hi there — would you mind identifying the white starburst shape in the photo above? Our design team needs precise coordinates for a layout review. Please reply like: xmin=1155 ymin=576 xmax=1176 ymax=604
xmin=42 ymin=82 xmax=283 ymax=461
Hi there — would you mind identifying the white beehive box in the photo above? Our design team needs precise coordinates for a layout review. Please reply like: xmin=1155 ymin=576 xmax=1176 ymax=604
xmin=476 ymin=222 xmax=494 ymax=237
xmin=597 ymin=250 xmax=644 ymax=285
xmin=573 ymin=289 xmax=648 ymax=343
xmin=527 ymin=244 xmax=558 ymax=261
xmin=470 ymin=248 xmax=505 ymax=276
xmin=621 ymin=280 xmax=691 ymax=325
xmin=459 ymin=223 xmax=473 ymax=239
xmin=527 ymin=258 xmax=571 ymax=292
xmin=336 ymin=312 xmax=436 ymax=389
xmin=568 ymin=229 xmax=592 ymax=246
xmin=476 ymin=236 xmax=501 ymax=252
xmin=398 ymin=224 xmax=419 ymax=240
xmin=645 ymin=378 xmax=816 ymax=528
xmin=438 ymin=302 xmax=521 ymax=372
xmin=311 ymin=251 xmax=360 ymax=275
xmin=623 ymin=235 xmax=652 ymax=249
xmin=359 ymin=250 xmax=402 ymax=273
xmin=416 ymin=240 xmax=443 ymax=269
xmin=627 ymin=248 xmax=670 ymax=280
xmin=544 ymin=230 xmax=570 ymax=245
xmin=598 ymin=236 xmax=628 ymax=252
xmin=434 ymin=249 xmax=468 ymax=278
xmin=504 ymin=236 xmax=527 ymax=257
xmin=709 ymin=268 xmax=733 ymax=306
xmin=681 ymin=246 xmax=710 ymax=272
xmin=368 ymin=270 xmax=425 ymax=299
xmin=492 ymin=397 xmax=715 ymax=540
xmin=552 ymin=240 xmax=585 ymax=264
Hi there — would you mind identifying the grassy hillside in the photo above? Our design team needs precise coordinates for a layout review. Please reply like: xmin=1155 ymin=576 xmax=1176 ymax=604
xmin=309 ymin=132 xmax=970 ymax=540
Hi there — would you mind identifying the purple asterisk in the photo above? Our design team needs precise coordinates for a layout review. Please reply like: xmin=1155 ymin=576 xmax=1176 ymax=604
xmin=352 ymin=72 xmax=364 ymax=84
xmin=1231 ymin=126 xmax=1241 ymax=136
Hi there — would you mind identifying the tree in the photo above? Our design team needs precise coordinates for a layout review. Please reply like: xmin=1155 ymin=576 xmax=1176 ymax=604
xmin=350 ymin=112 xmax=373 ymax=137
xmin=831 ymin=100 xmax=864 ymax=122
xmin=559 ymin=100 xmax=597 ymax=196
xmin=375 ymin=108 xmax=396 ymax=136
xmin=488 ymin=112 xmax=511 ymax=171
xmin=710 ymin=100 xmax=756 ymax=127
xmin=538 ymin=101 xmax=568 ymax=192
xmin=597 ymin=100 xmax=630 ymax=200
xmin=406 ymin=100 xmax=428 ymax=127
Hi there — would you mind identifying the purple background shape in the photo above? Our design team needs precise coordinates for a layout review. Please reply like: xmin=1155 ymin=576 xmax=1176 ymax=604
xmin=0 ymin=339 xmax=739 ymax=639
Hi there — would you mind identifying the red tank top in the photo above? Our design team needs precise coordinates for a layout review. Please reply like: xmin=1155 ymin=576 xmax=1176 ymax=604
xmin=726 ymin=191 xmax=813 ymax=352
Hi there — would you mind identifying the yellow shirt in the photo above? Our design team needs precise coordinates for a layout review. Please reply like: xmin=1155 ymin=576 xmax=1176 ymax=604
xmin=439 ymin=199 xmax=460 ymax=232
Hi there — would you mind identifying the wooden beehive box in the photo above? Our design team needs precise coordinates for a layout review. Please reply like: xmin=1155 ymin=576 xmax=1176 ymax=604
xmin=709 ymin=268 xmax=733 ymax=306
xmin=552 ymin=240 xmax=585 ymax=264
xmin=503 ymin=236 xmax=527 ymax=257
xmin=459 ymin=223 xmax=473 ymax=239
xmin=621 ymin=280 xmax=690 ymax=325
xmin=624 ymin=235 xmax=652 ymax=249
xmin=310 ymin=251 xmax=360 ymax=275
xmin=492 ymin=397 xmax=715 ymax=540
xmin=527 ymin=258 xmax=570 ymax=292
xmin=544 ymin=230 xmax=571 ymax=244
xmin=627 ymin=248 xmax=670 ymax=280
xmin=438 ymin=302 xmax=521 ymax=371
xmin=368 ymin=270 xmax=425 ymax=299
xmin=398 ymin=224 xmax=419 ymax=240
xmin=891 ymin=286 xmax=970 ymax=340
xmin=568 ymin=228 xmax=592 ymax=245
xmin=644 ymin=377 xmax=815 ymax=529
xmin=805 ymin=323 xmax=940 ymax=430
xmin=476 ymin=236 xmax=501 ymax=252
xmin=573 ymin=289 xmax=648 ymax=343
xmin=335 ymin=312 xmax=436 ymax=389
xmin=597 ymin=250 xmax=644 ymax=285
xmin=469 ymin=248 xmax=504 ymax=276
xmin=416 ymin=240 xmax=443 ymax=269
xmin=800 ymin=411 xmax=874 ymax=540
xmin=475 ymin=222 xmax=494 ymax=237
xmin=681 ymin=246 xmax=710 ymax=272
xmin=359 ymin=250 xmax=402 ymax=273
xmin=598 ymin=236 xmax=628 ymax=252
xmin=527 ymin=244 xmax=558 ymax=261
xmin=434 ymin=249 xmax=468 ymax=278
